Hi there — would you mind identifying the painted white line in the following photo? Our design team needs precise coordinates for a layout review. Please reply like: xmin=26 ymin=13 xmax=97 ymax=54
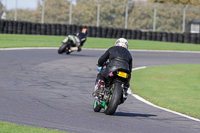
xmin=132 ymin=66 xmax=147 ymax=71
xmin=130 ymin=66 xmax=200 ymax=122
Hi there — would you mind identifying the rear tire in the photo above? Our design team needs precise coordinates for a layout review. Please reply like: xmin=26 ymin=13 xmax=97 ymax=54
xmin=104 ymin=82 xmax=122 ymax=115
xmin=58 ymin=43 xmax=67 ymax=54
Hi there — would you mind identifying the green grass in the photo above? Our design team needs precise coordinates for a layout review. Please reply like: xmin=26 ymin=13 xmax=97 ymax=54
xmin=1 ymin=34 xmax=200 ymax=51
xmin=0 ymin=122 xmax=67 ymax=133
xmin=131 ymin=64 xmax=200 ymax=119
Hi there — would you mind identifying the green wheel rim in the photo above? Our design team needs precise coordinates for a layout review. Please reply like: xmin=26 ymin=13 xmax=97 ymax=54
xmin=105 ymin=104 xmax=108 ymax=110
xmin=105 ymin=87 xmax=113 ymax=110
xmin=94 ymin=101 xmax=97 ymax=108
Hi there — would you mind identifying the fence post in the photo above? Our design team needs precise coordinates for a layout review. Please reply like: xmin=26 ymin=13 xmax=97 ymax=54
xmin=125 ymin=2 xmax=129 ymax=29
xmin=125 ymin=1 xmax=134 ymax=29
xmin=69 ymin=0 xmax=72 ymax=24
xmin=182 ymin=5 xmax=188 ymax=33
xmin=97 ymin=1 xmax=101 ymax=27
xmin=41 ymin=0 xmax=45 ymax=24
xmin=15 ymin=0 xmax=18 ymax=21
xmin=153 ymin=3 xmax=159 ymax=32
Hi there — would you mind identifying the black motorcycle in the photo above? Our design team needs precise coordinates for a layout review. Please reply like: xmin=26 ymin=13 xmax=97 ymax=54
xmin=93 ymin=65 xmax=131 ymax=115
xmin=58 ymin=35 xmax=80 ymax=55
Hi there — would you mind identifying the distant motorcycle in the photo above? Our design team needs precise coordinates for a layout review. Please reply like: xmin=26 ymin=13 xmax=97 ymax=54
xmin=58 ymin=35 xmax=81 ymax=55
xmin=93 ymin=64 xmax=131 ymax=115
xmin=58 ymin=28 xmax=87 ymax=55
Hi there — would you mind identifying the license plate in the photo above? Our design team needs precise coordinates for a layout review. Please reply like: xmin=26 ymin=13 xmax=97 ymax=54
xmin=118 ymin=71 xmax=127 ymax=78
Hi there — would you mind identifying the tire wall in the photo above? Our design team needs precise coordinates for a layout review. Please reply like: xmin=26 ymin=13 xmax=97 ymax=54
xmin=0 ymin=20 xmax=200 ymax=44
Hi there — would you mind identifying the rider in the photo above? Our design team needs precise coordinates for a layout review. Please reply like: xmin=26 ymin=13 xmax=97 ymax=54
xmin=62 ymin=28 xmax=87 ymax=52
xmin=93 ymin=38 xmax=132 ymax=101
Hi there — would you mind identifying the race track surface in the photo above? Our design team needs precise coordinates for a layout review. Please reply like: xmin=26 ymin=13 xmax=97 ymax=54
xmin=0 ymin=49 xmax=200 ymax=133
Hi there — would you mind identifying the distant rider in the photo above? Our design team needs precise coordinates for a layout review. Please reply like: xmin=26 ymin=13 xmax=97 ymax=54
xmin=62 ymin=28 xmax=87 ymax=52
xmin=93 ymin=38 xmax=133 ymax=101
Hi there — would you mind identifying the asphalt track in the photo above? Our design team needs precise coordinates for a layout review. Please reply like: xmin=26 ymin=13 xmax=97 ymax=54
xmin=0 ymin=48 xmax=200 ymax=133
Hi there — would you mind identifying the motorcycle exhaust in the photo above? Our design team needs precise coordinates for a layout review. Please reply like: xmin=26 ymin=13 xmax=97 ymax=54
xmin=70 ymin=47 xmax=78 ymax=51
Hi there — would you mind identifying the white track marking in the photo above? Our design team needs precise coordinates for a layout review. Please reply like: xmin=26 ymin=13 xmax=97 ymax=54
xmin=130 ymin=66 xmax=200 ymax=122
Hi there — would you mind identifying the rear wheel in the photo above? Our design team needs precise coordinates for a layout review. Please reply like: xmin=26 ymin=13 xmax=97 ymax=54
xmin=104 ymin=82 xmax=122 ymax=115
xmin=58 ymin=43 xmax=67 ymax=54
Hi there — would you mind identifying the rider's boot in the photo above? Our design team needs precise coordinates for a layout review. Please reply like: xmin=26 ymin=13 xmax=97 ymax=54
xmin=120 ymin=86 xmax=129 ymax=104
xmin=77 ymin=46 xmax=82 ymax=52
xmin=92 ymin=79 xmax=105 ymax=97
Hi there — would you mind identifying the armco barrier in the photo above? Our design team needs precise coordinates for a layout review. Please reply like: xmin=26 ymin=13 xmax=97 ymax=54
xmin=0 ymin=19 xmax=200 ymax=44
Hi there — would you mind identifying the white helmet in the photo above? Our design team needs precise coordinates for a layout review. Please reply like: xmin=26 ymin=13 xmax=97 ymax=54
xmin=115 ymin=38 xmax=128 ymax=49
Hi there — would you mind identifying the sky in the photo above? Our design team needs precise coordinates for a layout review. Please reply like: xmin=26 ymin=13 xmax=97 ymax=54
xmin=1 ymin=0 xmax=40 ymax=10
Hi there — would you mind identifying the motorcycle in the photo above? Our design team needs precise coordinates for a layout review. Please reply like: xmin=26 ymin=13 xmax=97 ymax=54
xmin=58 ymin=35 xmax=80 ymax=55
xmin=93 ymin=64 xmax=131 ymax=115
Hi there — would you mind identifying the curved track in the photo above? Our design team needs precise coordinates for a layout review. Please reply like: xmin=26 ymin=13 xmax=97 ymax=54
xmin=0 ymin=49 xmax=200 ymax=133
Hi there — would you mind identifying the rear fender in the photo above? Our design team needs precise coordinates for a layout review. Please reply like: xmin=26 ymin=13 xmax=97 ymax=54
xmin=108 ymin=69 xmax=130 ymax=83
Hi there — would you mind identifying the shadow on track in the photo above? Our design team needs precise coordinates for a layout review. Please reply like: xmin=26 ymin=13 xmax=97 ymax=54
xmin=114 ymin=112 xmax=157 ymax=118
xmin=58 ymin=53 xmax=95 ymax=57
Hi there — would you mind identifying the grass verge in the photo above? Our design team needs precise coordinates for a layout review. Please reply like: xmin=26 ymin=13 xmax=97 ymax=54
xmin=0 ymin=122 xmax=67 ymax=133
xmin=131 ymin=64 xmax=200 ymax=119
xmin=1 ymin=34 xmax=200 ymax=51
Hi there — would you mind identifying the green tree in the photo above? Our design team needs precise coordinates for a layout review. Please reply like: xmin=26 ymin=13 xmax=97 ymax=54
xmin=152 ymin=0 xmax=200 ymax=5
xmin=42 ymin=0 xmax=70 ymax=24
xmin=72 ymin=0 xmax=98 ymax=26
xmin=72 ymin=0 xmax=133 ymax=27
xmin=99 ymin=0 xmax=133 ymax=28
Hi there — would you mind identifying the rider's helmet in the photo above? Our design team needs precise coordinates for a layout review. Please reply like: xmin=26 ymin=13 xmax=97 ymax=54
xmin=81 ymin=28 xmax=87 ymax=35
xmin=115 ymin=38 xmax=128 ymax=49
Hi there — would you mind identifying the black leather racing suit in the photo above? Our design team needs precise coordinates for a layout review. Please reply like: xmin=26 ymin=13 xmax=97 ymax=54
xmin=98 ymin=46 xmax=132 ymax=87
xmin=74 ymin=31 xmax=87 ymax=47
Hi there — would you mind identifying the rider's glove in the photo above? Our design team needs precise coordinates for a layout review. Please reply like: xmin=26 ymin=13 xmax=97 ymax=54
xmin=97 ymin=66 xmax=102 ymax=72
